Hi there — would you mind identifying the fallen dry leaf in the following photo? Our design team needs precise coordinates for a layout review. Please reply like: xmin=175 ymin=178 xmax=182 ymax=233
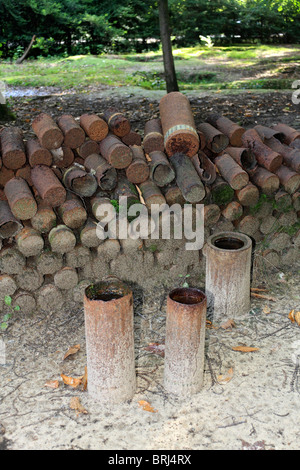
xmin=220 ymin=319 xmax=236 ymax=329
xmin=138 ymin=400 xmax=158 ymax=413
xmin=82 ymin=366 xmax=88 ymax=391
xmin=295 ymin=312 xmax=300 ymax=326
xmin=251 ymin=287 xmax=268 ymax=293
xmin=217 ymin=367 xmax=234 ymax=385
xmin=144 ymin=342 xmax=165 ymax=357
xmin=232 ymin=346 xmax=259 ymax=353
xmin=44 ymin=380 xmax=59 ymax=389
xmin=262 ymin=305 xmax=271 ymax=315
xmin=251 ymin=293 xmax=276 ymax=302
xmin=289 ymin=309 xmax=295 ymax=323
xmin=61 ymin=373 xmax=83 ymax=388
xmin=63 ymin=344 xmax=80 ymax=360
xmin=70 ymin=397 xmax=88 ymax=415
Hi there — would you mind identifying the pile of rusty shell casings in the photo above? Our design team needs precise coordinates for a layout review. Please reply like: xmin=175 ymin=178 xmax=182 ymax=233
xmin=164 ymin=287 xmax=207 ymax=398
xmin=84 ymin=279 xmax=136 ymax=404
xmin=159 ymin=92 xmax=199 ymax=157
xmin=204 ymin=231 xmax=252 ymax=322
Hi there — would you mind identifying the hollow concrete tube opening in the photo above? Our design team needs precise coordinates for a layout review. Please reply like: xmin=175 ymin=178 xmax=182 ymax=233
xmin=205 ymin=231 xmax=252 ymax=323
xmin=164 ymin=287 xmax=207 ymax=398
xmin=84 ymin=279 xmax=136 ymax=404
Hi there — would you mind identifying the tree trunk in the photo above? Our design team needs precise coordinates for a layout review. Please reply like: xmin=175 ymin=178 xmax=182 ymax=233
xmin=158 ymin=0 xmax=179 ymax=93
xmin=16 ymin=35 xmax=36 ymax=64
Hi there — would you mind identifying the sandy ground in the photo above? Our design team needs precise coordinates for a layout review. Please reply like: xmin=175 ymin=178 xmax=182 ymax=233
xmin=0 ymin=260 xmax=299 ymax=451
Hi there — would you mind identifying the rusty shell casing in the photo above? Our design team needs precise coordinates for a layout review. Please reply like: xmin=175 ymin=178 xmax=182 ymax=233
xmin=84 ymin=279 xmax=136 ymax=403
xmin=125 ymin=146 xmax=150 ymax=184
xmin=242 ymin=129 xmax=282 ymax=172
xmin=25 ymin=139 xmax=52 ymax=168
xmin=15 ymin=164 xmax=33 ymax=187
xmin=31 ymin=165 xmax=67 ymax=207
xmin=143 ymin=119 xmax=164 ymax=154
xmin=164 ymin=287 xmax=207 ymax=397
xmin=254 ymin=125 xmax=285 ymax=142
xmin=31 ymin=113 xmax=64 ymax=150
xmin=205 ymin=231 xmax=252 ymax=322
xmin=0 ymin=167 xmax=14 ymax=188
xmin=103 ymin=108 xmax=131 ymax=137
xmin=161 ymin=184 xmax=185 ymax=206
xmin=50 ymin=146 xmax=74 ymax=168
xmin=207 ymin=113 xmax=245 ymax=146
xmin=223 ymin=146 xmax=257 ymax=171
xmin=99 ymin=134 xmax=132 ymax=169
xmin=57 ymin=194 xmax=88 ymax=229
xmin=63 ymin=165 xmax=98 ymax=198
xmin=76 ymin=138 xmax=99 ymax=159
xmin=84 ymin=153 xmax=117 ymax=191
xmin=191 ymin=151 xmax=216 ymax=185
xmin=0 ymin=127 xmax=26 ymax=170
xmin=139 ymin=180 xmax=166 ymax=210
xmin=79 ymin=114 xmax=108 ymax=142
xmin=30 ymin=198 xmax=57 ymax=233
xmin=197 ymin=122 xmax=229 ymax=154
xmin=149 ymin=150 xmax=175 ymax=187
xmin=275 ymin=165 xmax=300 ymax=195
xmin=265 ymin=136 xmax=300 ymax=173
xmin=0 ymin=200 xmax=23 ymax=238
xmin=170 ymin=152 xmax=206 ymax=203
xmin=57 ymin=114 xmax=86 ymax=149
xmin=250 ymin=166 xmax=280 ymax=195
xmin=121 ymin=130 xmax=142 ymax=147
xmin=4 ymin=177 xmax=37 ymax=220
xmin=235 ymin=183 xmax=260 ymax=207
xmin=214 ymin=154 xmax=249 ymax=190
xmin=271 ymin=123 xmax=300 ymax=145
xmin=159 ymin=92 xmax=199 ymax=157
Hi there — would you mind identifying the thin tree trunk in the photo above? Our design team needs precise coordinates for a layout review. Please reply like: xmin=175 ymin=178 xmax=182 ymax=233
xmin=16 ymin=35 xmax=36 ymax=64
xmin=158 ymin=0 xmax=179 ymax=93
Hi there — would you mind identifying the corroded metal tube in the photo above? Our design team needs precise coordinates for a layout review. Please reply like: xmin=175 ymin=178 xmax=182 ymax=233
xmin=84 ymin=279 xmax=136 ymax=403
xmin=164 ymin=287 xmax=207 ymax=398
xmin=159 ymin=92 xmax=199 ymax=157
xmin=205 ymin=231 xmax=252 ymax=322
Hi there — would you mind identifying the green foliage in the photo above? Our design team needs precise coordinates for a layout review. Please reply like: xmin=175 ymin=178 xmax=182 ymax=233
xmin=0 ymin=0 xmax=299 ymax=59
xmin=1 ymin=295 xmax=20 ymax=331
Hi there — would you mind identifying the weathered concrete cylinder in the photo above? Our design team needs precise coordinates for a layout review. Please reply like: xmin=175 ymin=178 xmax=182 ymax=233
xmin=84 ymin=279 xmax=136 ymax=403
xmin=164 ymin=287 xmax=207 ymax=398
xmin=205 ymin=231 xmax=252 ymax=322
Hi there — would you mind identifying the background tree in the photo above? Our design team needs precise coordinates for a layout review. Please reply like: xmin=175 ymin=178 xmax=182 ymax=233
xmin=158 ymin=0 xmax=179 ymax=93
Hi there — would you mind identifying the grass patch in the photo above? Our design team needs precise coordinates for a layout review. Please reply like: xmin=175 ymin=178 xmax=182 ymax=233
xmin=1 ymin=44 xmax=299 ymax=92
